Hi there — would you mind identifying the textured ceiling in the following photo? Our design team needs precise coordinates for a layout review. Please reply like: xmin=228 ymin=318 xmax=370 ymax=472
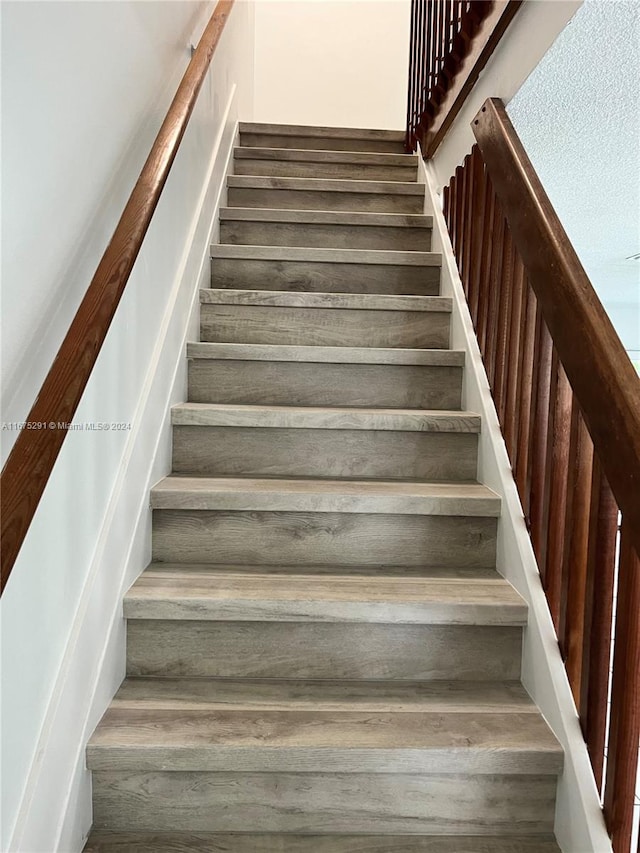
xmin=508 ymin=0 xmax=640 ymax=362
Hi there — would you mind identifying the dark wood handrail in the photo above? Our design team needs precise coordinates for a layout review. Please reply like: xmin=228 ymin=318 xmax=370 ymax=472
xmin=471 ymin=98 xmax=640 ymax=558
xmin=0 ymin=0 xmax=235 ymax=594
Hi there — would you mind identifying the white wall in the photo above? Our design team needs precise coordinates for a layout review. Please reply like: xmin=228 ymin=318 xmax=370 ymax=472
xmin=0 ymin=1 xmax=255 ymax=849
xmin=253 ymin=0 xmax=410 ymax=130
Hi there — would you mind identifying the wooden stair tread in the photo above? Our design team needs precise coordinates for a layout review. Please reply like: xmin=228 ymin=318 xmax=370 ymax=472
xmin=186 ymin=342 xmax=464 ymax=365
xmin=87 ymin=685 xmax=562 ymax=773
xmin=239 ymin=123 xmax=407 ymax=142
xmin=171 ymin=402 xmax=479 ymax=432
xmin=200 ymin=288 xmax=450 ymax=311
xmin=210 ymin=244 xmax=441 ymax=266
xmin=138 ymin=563 xmax=502 ymax=578
xmin=234 ymin=147 xmax=419 ymax=167
xmin=150 ymin=476 xmax=500 ymax=516
xmin=124 ymin=567 xmax=526 ymax=624
xmin=111 ymin=677 xmax=536 ymax=712
xmin=219 ymin=208 xmax=433 ymax=228
xmin=227 ymin=174 xmax=425 ymax=196
xmin=84 ymin=833 xmax=561 ymax=852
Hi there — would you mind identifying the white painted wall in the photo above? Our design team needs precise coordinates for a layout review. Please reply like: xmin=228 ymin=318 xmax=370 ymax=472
xmin=0 ymin=1 xmax=255 ymax=849
xmin=253 ymin=0 xmax=410 ymax=130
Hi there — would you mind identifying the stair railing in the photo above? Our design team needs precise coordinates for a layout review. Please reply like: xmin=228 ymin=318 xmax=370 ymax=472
xmin=0 ymin=0 xmax=235 ymax=594
xmin=443 ymin=97 xmax=640 ymax=853
xmin=405 ymin=0 xmax=522 ymax=156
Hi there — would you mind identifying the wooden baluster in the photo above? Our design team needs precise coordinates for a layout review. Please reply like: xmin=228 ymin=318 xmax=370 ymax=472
xmin=467 ymin=146 xmax=486 ymax=325
xmin=461 ymin=151 xmax=475 ymax=295
xmin=484 ymin=210 xmax=506 ymax=390
xmin=503 ymin=254 xmax=526 ymax=464
xmin=447 ymin=171 xmax=457 ymax=247
xmin=476 ymin=181 xmax=497 ymax=355
xmin=563 ymin=412 xmax=595 ymax=704
xmin=604 ymin=523 xmax=640 ymax=853
xmin=544 ymin=368 xmax=574 ymax=629
xmin=581 ymin=463 xmax=617 ymax=793
xmin=443 ymin=184 xmax=451 ymax=226
xmin=453 ymin=164 xmax=465 ymax=265
xmin=458 ymin=154 xmax=470 ymax=291
xmin=414 ymin=0 xmax=425 ymax=140
xmin=528 ymin=323 xmax=554 ymax=569
xmin=514 ymin=284 xmax=537 ymax=512
xmin=493 ymin=226 xmax=514 ymax=421
xmin=406 ymin=0 xmax=418 ymax=149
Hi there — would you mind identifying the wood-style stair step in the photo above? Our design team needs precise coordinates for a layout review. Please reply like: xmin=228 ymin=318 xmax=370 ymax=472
xmin=238 ymin=122 xmax=407 ymax=154
xmin=209 ymin=244 xmax=441 ymax=294
xmin=171 ymin=402 xmax=477 ymax=431
xmin=233 ymin=147 xmax=419 ymax=181
xmin=199 ymin=288 xmax=451 ymax=348
xmin=87 ymin=680 xmax=560 ymax=774
xmin=149 ymin=476 xmax=500 ymax=517
xmin=187 ymin=343 xmax=464 ymax=409
xmin=219 ymin=207 xmax=433 ymax=250
xmin=84 ymin=833 xmax=562 ymax=852
xmin=124 ymin=568 xmax=526 ymax=624
xmin=172 ymin=400 xmax=479 ymax=480
xmin=227 ymin=175 xmax=425 ymax=214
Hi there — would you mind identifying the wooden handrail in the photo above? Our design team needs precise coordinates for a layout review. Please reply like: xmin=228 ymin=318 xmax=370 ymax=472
xmin=0 ymin=0 xmax=235 ymax=594
xmin=471 ymin=98 xmax=640 ymax=557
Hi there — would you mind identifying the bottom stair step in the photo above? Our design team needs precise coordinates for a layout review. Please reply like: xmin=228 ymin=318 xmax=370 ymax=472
xmin=84 ymin=833 xmax=561 ymax=852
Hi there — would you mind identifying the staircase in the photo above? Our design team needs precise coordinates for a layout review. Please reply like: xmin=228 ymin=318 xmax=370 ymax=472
xmin=84 ymin=124 xmax=563 ymax=852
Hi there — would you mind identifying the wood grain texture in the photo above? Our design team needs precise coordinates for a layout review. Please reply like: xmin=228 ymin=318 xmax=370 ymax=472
xmin=227 ymin=185 xmax=424 ymax=214
xmin=127 ymin=621 xmax=520 ymax=681
xmin=220 ymin=219 xmax=432 ymax=251
xmin=111 ymin=677 xmax=537 ymax=713
xmin=186 ymin=342 xmax=463 ymax=365
xmin=0 ymin=0 xmax=236 ymax=591
xmin=234 ymin=148 xmax=418 ymax=167
xmin=149 ymin=477 xmax=501 ymax=517
xmin=170 ymin=403 xmax=480 ymax=433
xmin=152 ymin=509 xmax=497 ymax=570
xmin=124 ymin=568 xmax=525 ymax=625
xmin=172 ymin=425 xmax=477 ymax=481
xmin=91 ymin=770 xmax=557 ymax=834
xmin=200 ymin=304 xmax=450 ymax=349
xmin=199 ymin=289 xmax=448 ymax=311
xmin=219 ymin=207 xmax=433 ymax=226
xmin=210 ymin=260 xmax=439 ymax=294
xmin=83 ymin=833 xmax=561 ymax=852
xmin=87 ymin=707 xmax=560 ymax=773
xmin=188 ymin=361 xmax=462 ymax=410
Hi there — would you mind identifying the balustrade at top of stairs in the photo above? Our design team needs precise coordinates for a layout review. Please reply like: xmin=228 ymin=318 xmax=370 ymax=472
xmin=83 ymin=123 xmax=563 ymax=853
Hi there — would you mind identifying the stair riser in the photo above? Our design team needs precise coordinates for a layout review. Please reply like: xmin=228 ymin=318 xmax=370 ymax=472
xmin=239 ymin=132 xmax=406 ymax=153
xmin=220 ymin=221 xmax=432 ymax=251
xmin=152 ymin=510 xmax=496 ymax=568
xmin=128 ymin=621 xmax=519 ymax=680
xmin=228 ymin=187 xmax=424 ymax=214
xmin=172 ymin=427 xmax=478 ymax=481
xmin=188 ymin=362 xmax=462 ymax=409
xmin=92 ymin=770 xmax=554 ymax=834
xmin=210 ymin=258 xmax=440 ymax=296
xmin=200 ymin=305 xmax=450 ymax=348
xmin=234 ymin=160 xmax=417 ymax=182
